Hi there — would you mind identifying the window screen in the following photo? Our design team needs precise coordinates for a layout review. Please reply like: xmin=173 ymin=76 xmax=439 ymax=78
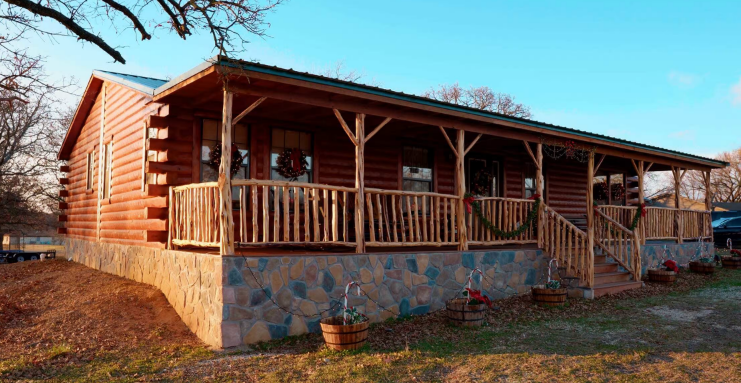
xmin=402 ymin=146 xmax=433 ymax=192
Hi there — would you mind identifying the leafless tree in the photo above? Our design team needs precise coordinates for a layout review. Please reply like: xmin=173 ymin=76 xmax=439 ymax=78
xmin=423 ymin=82 xmax=532 ymax=118
xmin=645 ymin=148 xmax=741 ymax=206
xmin=311 ymin=60 xmax=381 ymax=86
xmin=0 ymin=90 xmax=69 ymax=233
xmin=0 ymin=0 xmax=282 ymax=101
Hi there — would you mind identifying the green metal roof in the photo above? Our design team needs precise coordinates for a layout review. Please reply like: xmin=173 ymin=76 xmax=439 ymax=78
xmin=151 ymin=56 xmax=728 ymax=168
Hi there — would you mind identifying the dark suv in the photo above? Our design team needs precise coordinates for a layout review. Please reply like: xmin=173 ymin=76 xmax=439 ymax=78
xmin=714 ymin=217 xmax=741 ymax=249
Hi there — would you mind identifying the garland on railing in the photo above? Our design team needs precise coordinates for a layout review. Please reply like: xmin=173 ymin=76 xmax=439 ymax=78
xmin=463 ymin=193 xmax=541 ymax=239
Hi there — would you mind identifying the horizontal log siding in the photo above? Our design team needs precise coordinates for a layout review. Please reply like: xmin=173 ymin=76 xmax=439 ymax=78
xmin=545 ymin=160 xmax=588 ymax=216
xmin=64 ymin=82 xmax=161 ymax=247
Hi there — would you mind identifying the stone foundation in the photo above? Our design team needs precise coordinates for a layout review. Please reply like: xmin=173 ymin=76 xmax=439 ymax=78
xmin=221 ymin=249 xmax=545 ymax=347
xmin=65 ymin=238 xmax=224 ymax=348
xmin=641 ymin=241 xmax=715 ymax=274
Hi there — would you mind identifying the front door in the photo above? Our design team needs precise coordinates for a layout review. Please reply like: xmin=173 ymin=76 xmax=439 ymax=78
xmin=466 ymin=156 xmax=501 ymax=197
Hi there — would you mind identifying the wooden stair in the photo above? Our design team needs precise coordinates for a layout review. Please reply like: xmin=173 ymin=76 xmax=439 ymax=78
xmin=591 ymin=253 xmax=642 ymax=297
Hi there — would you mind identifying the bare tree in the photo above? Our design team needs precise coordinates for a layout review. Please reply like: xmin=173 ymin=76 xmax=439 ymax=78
xmin=0 ymin=0 xmax=282 ymax=101
xmin=311 ymin=60 xmax=381 ymax=86
xmin=645 ymin=148 xmax=741 ymax=206
xmin=0 ymin=90 xmax=68 ymax=234
xmin=423 ymin=82 xmax=532 ymax=118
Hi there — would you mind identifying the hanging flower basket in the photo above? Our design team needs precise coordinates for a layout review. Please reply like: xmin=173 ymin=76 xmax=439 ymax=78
xmin=689 ymin=261 xmax=715 ymax=275
xmin=320 ymin=315 xmax=369 ymax=351
xmin=721 ymin=255 xmax=741 ymax=270
xmin=320 ymin=283 xmax=369 ymax=351
xmin=446 ymin=269 xmax=491 ymax=327
xmin=647 ymin=269 xmax=676 ymax=284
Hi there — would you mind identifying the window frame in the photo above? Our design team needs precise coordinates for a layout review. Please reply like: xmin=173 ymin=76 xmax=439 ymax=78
xmin=101 ymin=141 xmax=113 ymax=200
xmin=269 ymin=127 xmax=314 ymax=183
xmin=200 ymin=119 xmax=251 ymax=183
xmin=85 ymin=151 xmax=95 ymax=191
xmin=523 ymin=162 xmax=537 ymax=199
xmin=401 ymin=145 xmax=434 ymax=193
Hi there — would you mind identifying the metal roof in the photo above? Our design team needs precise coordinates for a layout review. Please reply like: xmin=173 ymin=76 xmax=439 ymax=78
xmin=94 ymin=70 xmax=167 ymax=95
xmin=103 ymin=56 xmax=728 ymax=168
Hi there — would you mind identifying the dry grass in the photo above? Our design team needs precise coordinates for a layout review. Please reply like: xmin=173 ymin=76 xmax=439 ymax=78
xmin=1 ymin=259 xmax=741 ymax=382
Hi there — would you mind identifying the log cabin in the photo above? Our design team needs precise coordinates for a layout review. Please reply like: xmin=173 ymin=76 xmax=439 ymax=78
xmin=58 ymin=56 xmax=727 ymax=348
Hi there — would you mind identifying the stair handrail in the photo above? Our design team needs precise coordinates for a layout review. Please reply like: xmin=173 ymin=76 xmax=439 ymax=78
xmin=594 ymin=208 xmax=642 ymax=281
xmin=542 ymin=204 xmax=593 ymax=288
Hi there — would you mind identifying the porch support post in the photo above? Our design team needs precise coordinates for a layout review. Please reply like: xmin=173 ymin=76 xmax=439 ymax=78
xmin=704 ymin=170 xmax=713 ymax=242
xmin=586 ymin=151 xmax=595 ymax=288
xmin=456 ymin=130 xmax=468 ymax=251
xmin=219 ymin=89 xmax=235 ymax=255
xmin=631 ymin=159 xmax=646 ymax=245
xmin=355 ymin=113 xmax=366 ymax=253
xmin=672 ymin=166 xmax=685 ymax=243
xmin=535 ymin=143 xmax=544 ymax=248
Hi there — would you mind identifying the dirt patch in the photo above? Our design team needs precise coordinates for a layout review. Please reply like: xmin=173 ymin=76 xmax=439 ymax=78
xmin=0 ymin=259 xmax=203 ymax=381
xmin=644 ymin=306 xmax=713 ymax=322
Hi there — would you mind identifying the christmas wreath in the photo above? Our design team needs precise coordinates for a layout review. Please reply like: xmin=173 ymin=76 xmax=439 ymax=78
xmin=470 ymin=168 xmax=494 ymax=197
xmin=464 ymin=193 xmax=541 ymax=239
xmin=208 ymin=142 xmax=245 ymax=177
xmin=276 ymin=148 xmax=308 ymax=181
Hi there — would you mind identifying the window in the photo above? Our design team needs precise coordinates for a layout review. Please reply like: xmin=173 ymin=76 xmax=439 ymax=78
xmin=467 ymin=158 xmax=500 ymax=197
xmin=402 ymin=146 xmax=433 ymax=192
xmin=271 ymin=128 xmax=313 ymax=182
xmin=145 ymin=127 xmax=157 ymax=186
xmin=524 ymin=163 xmax=537 ymax=199
xmin=102 ymin=141 xmax=113 ymax=199
xmin=86 ymin=151 xmax=95 ymax=191
xmin=201 ymin=119 xmax=250 ymax=183
xmin=726 ymin=218 xmax=741 ymax=228
xmin=609 ymin=173 xmax=625 ymax=206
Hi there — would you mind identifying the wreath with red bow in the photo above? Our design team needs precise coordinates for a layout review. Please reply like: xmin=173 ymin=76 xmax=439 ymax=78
xmin=276 ymin=148 xmax=308 ymax=181
xmin=208 ymin=142 xmax=245 ymax=177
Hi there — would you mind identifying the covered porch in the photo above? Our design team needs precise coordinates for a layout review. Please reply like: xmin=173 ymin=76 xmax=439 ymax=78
xmin=147 ymin=58 xmax=720 ymax=290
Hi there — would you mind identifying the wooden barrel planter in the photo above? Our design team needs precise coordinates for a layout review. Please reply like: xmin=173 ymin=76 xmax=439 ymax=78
xmin=647 ymin=269 xmax=676 ymax=284
xmin=531 ymin=286 xmax=567 ymax=306
xmin=320 ymin=316 xmax=370 ymax=351
xmin=446 ymin=298 xmax=487 ymax=327
xmin=721 ymin=257 xmax=741 ymax=270
xmin=689 ymin=261 xmax=715 ymax=275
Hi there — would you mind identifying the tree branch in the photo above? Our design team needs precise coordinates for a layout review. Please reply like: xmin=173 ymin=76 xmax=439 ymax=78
xmin=101 ymin=0 xmax=152 ymax=40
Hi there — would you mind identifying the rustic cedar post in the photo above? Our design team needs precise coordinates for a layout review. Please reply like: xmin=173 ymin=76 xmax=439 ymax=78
xmin=355 ymin=113 xmax=366 ymax=253
xmin=535 ymin=143 xmax=544 ymax=247
xmin=631 ymin=160 xmax=646 ymax=245
xmin=671 ymin=166 xmax=685 ymax=244
xmin=219 ymin=89 xmax=235 ymax=255
xmin=586 ymin=151 xmax=595 ymax=288
xmin=704 ymin=170 xmax=713 ymax=242
xmin=456 ymin=130 xmax=468 ymax=251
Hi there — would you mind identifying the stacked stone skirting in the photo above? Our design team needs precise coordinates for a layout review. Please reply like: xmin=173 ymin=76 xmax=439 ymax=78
xmin=221 ymin=250 xmax=545 ymax=347
xmin=641 ymin=241 xmax=715 ymax=275
xmin=65 ymin=238 xmax=224 ymax=348
xmin=65 ymin=239 xmax=547 ymax=347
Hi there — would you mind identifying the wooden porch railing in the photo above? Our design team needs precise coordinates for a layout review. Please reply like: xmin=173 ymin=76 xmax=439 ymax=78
xmin=681 ymin=209 xmax=712 ymax=240
xmin=598 ymin=205 xmax=637 ymax=229
xmin=644 ymin=207 xmax=676 ymax=240
xmin=363 ymin=188 xmax=460 ymax=247
xmin=233 ymin=179 xmax=358 ymax=247
xmin=542 ymin=205 xmax=593 ymax=287
xmin=169 ymin=182 xmax=221 ymax=248
xmin=466 ymin=197 xmax=536 ymax=245
xmin=594 ymin=208 xmax=641 ymax=281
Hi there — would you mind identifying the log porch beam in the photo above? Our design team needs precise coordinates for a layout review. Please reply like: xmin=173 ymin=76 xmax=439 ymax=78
xmin=232 ymin=96 xmax=267 ymax=125
xmin=586 ymin=151 xmax=596 ymax=288
xmin=522 ymin=141 xmax=540 ymax=170
xmin=439 ymin=126 xmax=458 ymax=158
xmin=593 ymin=154 xmax=606 ymax=176
xmin=333 ymin=109 xmax=358 ymax=146
xmin=455 ymin=130 xmax=468 ymax=251
xmin=464 ymin=133 xmax=483 ymax=156
xmin=364 ymin=117 xmax=392 ymax=143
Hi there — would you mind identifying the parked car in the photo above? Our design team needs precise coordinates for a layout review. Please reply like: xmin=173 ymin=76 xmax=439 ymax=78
xmin=713 ymin=217 xmax=741 ymax=249
xmin=0 ymin=249 xmax=56 ymax=264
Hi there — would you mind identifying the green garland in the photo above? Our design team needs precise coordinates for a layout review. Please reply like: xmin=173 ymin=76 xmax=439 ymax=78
xmin=465 ymin=193 xmax=541 ymax=239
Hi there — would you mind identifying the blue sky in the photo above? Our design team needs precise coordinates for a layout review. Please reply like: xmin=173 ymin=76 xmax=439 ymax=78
xmin=31 ymin=0 xmax=741 ymax=158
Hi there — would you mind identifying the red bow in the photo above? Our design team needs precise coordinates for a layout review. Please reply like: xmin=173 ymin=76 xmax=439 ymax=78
xmin=290 ymin=148 xmax=302 ymax=172
xmin=529 ymin=193 xmax=541 ymax=200
xmin=463 ymin=196 xmax=475 ymax=214
xmin=640 ymin=203 xmax=647 ymax=217
xmin=731 ymin=250 xmax=741 ymax=257
xmin=465 ymin=288 xmax=492 ymax=307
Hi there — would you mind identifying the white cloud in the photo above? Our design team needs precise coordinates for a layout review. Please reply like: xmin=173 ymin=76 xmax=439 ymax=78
xmin=669 ymin=130 xmax=695 ymax=140
xmin=668 ymin=71 xmax=701 ymax=88
xmin=731 ymin=77 xmax=741 ymax=105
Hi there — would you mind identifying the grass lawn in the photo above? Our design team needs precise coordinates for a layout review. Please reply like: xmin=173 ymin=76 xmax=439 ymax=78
xmin=2 ymin=260 xmax=741 ymax=382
